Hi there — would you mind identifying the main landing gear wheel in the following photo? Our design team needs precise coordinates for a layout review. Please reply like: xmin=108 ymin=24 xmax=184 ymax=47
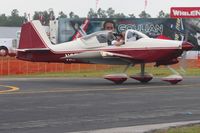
xmin=104 ymin=73 xmax=128 ymax=84
xmin=130 ymin=73 xmax=153 ymax=83
xmin=130 ymin=63 xmax=153 ymax=83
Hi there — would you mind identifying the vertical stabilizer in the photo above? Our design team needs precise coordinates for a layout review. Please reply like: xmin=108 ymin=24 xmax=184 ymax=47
xmin=19 ymin=20 xmax=51 ymax=49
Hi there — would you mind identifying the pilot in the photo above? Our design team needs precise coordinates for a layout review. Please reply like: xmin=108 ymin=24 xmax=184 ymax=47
xmin=103 ymin=20 xmax=116 ymax=31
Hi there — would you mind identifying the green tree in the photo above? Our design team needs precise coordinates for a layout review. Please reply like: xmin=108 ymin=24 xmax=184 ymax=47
xmin=106 ymin=8 xmax=115 ymax=18
xmin=139 ymin=10 xmax=151 ymax=18
xmin=157 ymin=10 xmax=165 ymax=18
xmin=97 ymin=8 xmax=107 ymax=18
xmin=33 ymin=9 xmax=56 ymax=25
xmin=48 ymin=8 xmax=55 ymax=20
xmin=33 ymin=11 xmax=40 ymax=20
xmin=128 ymin=13 xmax=136 ymax=18
xmin=0 ymin=14 xmax=7 ymax=26
xmin=11 ymin=9 xmax=19 ymax=17
xmin=69 ymin=11 xmax=79 ymax=18
xmin=42 ymin=11 xmax=50 ymax=25
xmin=113 ymin=13 xmax=126 ymax=18
xmin=164 ymin=13 xmax=170 ymax=18
xmin=87 ymin=8 xmax=98 ymax=18
xmin=59 ymin=11 xmax=67 ymax=18
xmin=33 ymin=11 xmax=44 ymax=23
xmin=7 ymin=9 xmax=24 ymax=26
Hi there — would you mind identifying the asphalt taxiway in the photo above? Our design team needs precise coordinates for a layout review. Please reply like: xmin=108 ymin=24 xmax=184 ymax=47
xmin=0 ymin=77 xmax=200 ymax=133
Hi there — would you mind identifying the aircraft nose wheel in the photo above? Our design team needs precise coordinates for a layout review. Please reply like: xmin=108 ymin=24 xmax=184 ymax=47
xmin=162 ymin=75 xmax=183 ymax=84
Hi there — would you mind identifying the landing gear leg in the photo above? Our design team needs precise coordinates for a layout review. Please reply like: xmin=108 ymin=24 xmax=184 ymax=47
xmin=141 ymin=63 xmax=145 ymax=76
xmin=123 ymin=63 xmax=133 ymax=73
xmin=130 ymin=63 xmax=153 ymax=83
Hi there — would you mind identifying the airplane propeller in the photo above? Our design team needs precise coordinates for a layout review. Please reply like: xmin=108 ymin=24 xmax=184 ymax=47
xmin=179 ymin=52 xmax=187 ymax=75
xmin=179 ymin=31 xmax=191 ymax=75
xmin=164 ymin=31 xmax=193 ymax=84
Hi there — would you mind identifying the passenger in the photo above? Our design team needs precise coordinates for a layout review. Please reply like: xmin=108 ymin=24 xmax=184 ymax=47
xmin=127 ymin=32 xmax=137 ymax=42
xmin=111 ymin=32 xmax=125 ymax=46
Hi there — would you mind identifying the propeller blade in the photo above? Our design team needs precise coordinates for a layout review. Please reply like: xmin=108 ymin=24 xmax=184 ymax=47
xmin=179 ymin=52 xmax=187 ymax=75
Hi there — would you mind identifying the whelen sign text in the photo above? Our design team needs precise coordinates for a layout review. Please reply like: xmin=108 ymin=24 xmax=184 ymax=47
xmin=170 ymin=7 xmax=200 ymax=18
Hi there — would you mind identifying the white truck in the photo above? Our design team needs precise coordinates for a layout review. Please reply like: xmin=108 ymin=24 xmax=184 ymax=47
xmin=0 ymin=31 xmax=20 ymax=56
xmin=0 ymin=21 xmax=58 ymax=57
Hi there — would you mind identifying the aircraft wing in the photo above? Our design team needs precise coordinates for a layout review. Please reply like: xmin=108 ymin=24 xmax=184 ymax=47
xmin=61 ymin=51 xmax=138 ymax=65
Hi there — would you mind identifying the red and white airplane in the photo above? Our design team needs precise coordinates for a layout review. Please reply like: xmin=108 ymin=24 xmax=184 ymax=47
xmin=17 ymin=20 xmax=193 ymax=84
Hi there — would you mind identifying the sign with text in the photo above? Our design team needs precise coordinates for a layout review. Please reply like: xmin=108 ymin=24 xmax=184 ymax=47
xmin=170 ymin=7 xmax=200 ymax=18
xmin=58 ymin=18 xmax=200 ymax=50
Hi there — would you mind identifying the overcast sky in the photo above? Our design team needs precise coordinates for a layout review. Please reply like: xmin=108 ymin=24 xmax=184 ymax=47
xmin=0 ymin=0 xmax=200 ymax=17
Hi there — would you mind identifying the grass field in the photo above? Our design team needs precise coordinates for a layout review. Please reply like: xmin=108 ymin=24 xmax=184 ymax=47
xmin=154 ymin=124 xmax=200 ymax=133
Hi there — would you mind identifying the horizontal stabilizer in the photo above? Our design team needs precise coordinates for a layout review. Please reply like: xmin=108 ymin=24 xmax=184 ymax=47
xmin=16 ymin=48 xmax=50 ymax=52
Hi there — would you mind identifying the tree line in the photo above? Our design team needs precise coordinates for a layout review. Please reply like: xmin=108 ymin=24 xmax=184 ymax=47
xmin=0 ymin=8 xmax=170 ymax=26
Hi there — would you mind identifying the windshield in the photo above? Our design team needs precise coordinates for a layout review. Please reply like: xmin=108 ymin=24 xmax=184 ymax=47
xmin=125 ymin=29 xmax=149 ymax=42
xmin=81 ymin=30 xmax=110 ymax=44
